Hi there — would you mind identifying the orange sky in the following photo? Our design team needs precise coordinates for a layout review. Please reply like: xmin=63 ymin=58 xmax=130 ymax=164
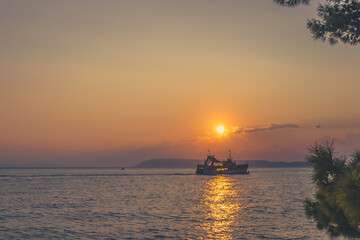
xmin=1 ymin=0 xmax=360 ymax=166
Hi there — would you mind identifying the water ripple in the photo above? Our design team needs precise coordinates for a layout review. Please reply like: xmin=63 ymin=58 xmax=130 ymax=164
xmin=0 ymin=168 xmax=329 ymax=239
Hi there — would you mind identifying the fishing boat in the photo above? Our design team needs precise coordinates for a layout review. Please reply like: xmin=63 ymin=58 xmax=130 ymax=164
xmin=196 ymin=150 xmax=249 ymax=175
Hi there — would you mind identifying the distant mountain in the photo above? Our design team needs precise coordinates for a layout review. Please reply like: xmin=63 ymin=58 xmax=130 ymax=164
xmin=133 ymin=158 xmax=309 ymax=168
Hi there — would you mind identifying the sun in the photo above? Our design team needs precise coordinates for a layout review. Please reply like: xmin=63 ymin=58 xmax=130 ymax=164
xmin=216 ymin=125 xmax=225 ymax=134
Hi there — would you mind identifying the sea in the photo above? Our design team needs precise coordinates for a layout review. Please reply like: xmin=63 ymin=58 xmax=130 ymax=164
xmin=0 ymin=168 xmax=331 ymax=239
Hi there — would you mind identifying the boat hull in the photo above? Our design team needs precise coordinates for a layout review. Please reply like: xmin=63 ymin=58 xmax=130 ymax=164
xmin=196 ymin=164 xmax=249 ymax=175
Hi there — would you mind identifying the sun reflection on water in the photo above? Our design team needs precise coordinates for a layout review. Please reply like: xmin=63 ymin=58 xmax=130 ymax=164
xmin=196 ymin=175 xmax=245 ymax=240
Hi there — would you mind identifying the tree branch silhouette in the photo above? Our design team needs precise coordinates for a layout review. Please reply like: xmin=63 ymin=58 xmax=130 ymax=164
xmin=275 ymin=0 xmax=360 ymax=45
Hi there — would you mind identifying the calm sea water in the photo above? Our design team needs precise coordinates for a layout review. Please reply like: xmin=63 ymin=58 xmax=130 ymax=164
xmin=0 ymin=168 xmax=330 ymax=239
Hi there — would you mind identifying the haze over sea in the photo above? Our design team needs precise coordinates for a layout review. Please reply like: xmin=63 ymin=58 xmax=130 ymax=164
xmin=1 ymin=168 xmax=330 ymax=239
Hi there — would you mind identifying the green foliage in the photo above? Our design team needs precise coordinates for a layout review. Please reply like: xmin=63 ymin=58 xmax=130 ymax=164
xmin=308 ymin=0 xmax=360 ymax=45
xmin=335 ymin=153 xmax=360 ymax=229
xmin=274 ymin=0 xmax=360 ymax=45
xmin=273 ymin=0 xmax=310 ymax=7
xmin=305 ymin=139 xmax=360 ymax=238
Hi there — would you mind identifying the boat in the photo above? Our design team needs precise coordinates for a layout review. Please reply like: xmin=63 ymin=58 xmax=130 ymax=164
xmin=196 ymin=150 xmax=249 ymax=175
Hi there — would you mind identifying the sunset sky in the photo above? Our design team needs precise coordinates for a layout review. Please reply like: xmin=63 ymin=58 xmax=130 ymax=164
xmin=1 ymin=0 xmax=360 ymax=166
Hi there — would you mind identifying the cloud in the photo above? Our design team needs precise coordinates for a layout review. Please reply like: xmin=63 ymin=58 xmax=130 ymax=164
xmin=235 ymin=123 xmax=299 ymax=135
xmin=195 ymin=123 xmax=301 ymax=143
